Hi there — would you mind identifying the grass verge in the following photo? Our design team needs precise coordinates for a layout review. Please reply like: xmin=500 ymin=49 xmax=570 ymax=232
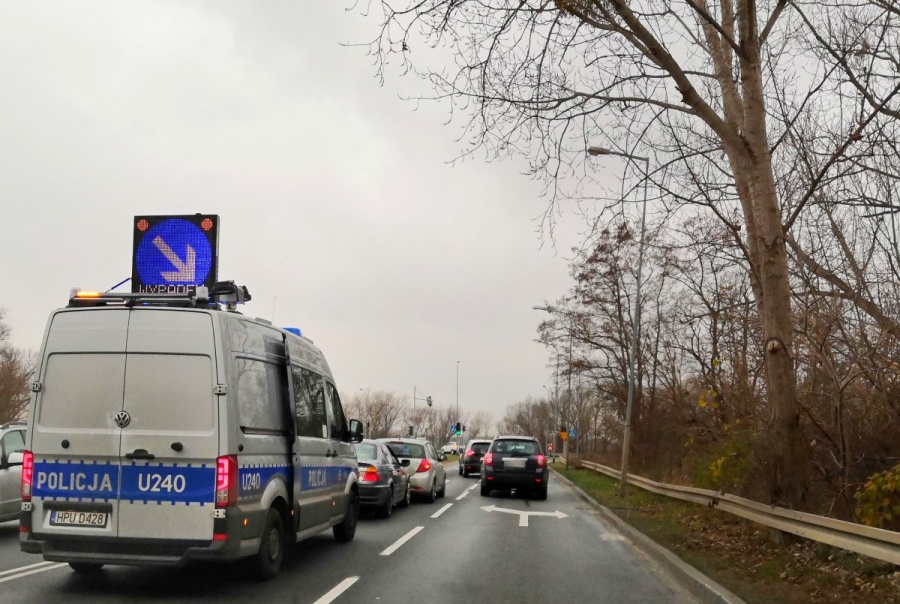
xmin=552 ymin=462 xmax=900 ymax=604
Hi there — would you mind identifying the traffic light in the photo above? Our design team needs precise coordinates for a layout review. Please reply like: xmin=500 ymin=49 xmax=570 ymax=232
xmin=407 ymin=425 xmax=414 ymax=437
xmin=426 ymin=396 xmax=433 ymax=407
xmin=462 ymin=425 xmax=467 ymax=433
xmin=454 ymin=422 xmax=461 ymax=436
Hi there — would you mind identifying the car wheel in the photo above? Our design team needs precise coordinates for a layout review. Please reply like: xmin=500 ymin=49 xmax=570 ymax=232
xmin=377 ymin=487 xmax=394 ymax=519
xmin=458 ymin=465 xmax=463 ymax=475
xmin=480 ymin=482 xmax=490 ymax=497
xmin=424 ymin=482 xmax=437 ymax=503
xmin=333 ymin=490 xmax=359 ymax=543
xmin=69 ymin=562 xmax=103 ymax=574
xmin=537 ymin=485 xmax=548 ymax=500
xmin=251 ymin=507 xmax=285 ymax=581
xmin=398 ymin=483 xmax=411 ymax=508
xmin=437 ymin=477 xmax=446 ymax=498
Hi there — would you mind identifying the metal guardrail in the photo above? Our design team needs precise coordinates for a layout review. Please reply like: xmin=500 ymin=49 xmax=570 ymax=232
xmin=579 ymin=460 xmax=900 ymax=566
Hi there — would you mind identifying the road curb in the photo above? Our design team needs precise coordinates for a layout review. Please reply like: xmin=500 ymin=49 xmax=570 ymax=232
xmin=552 ymin=468 xmax=747 ymax=604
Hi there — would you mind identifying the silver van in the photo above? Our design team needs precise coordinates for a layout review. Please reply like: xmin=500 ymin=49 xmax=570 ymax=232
xmin=19 ymin=284 xmax=363 ymax=579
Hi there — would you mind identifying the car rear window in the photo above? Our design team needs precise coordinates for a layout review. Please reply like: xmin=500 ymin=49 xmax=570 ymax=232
xmin=493 ymin=440 xmax=539 ymax=455
xmin=470 ymin=442 xmax=490 ymax=454
xmin=386 ymin=443 xmax=425 ymax=459
xmin=355 ymin=443 xmax=378 ymax=461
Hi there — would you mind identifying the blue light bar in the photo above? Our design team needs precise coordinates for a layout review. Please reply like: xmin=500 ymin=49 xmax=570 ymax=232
xmin=284 ymin=327 xmax=303 ymax=337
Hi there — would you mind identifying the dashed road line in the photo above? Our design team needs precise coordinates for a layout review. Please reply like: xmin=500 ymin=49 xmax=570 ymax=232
xmin=313 ymin=576 xmax=360 ymax=604
xmin=380 ymin=526 xmax=424 ymax=556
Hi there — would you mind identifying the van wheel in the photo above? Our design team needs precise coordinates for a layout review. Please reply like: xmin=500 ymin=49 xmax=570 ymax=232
xmin=334 ymin=491 xmax=359 ymax=543
xmin=69 ymin=562 xmax=103 ymax=574
xmin=377 ymin=487 xmax=394 ymax=519
xmin=251 ymin=508 xmax=285 ymax=581
xmin=398 ymin=484 xmax=411 ymax=508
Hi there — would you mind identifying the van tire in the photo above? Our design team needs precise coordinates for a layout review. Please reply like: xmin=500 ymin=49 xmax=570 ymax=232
xmin=377 ymin=488 xmax=394 ymax=519
xmin=333 ymin=490 xmax=358 ymax=543
xmin=251 ymin=508 xmax=285 ymax=581
xmin=69 ymin=562 xmax=103 ymax=574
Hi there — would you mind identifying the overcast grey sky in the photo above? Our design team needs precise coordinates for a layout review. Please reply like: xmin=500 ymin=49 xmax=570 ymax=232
xmin=0 ymin=1 xmax=593 ymax=423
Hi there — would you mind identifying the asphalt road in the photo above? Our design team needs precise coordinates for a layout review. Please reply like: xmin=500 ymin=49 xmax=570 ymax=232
xmin=0 ymin=468 xmax=698 ymax=603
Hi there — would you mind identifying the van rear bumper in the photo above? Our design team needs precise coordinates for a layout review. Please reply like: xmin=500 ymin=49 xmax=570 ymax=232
xmin=22 ymin=535 xmax=229 ymax=566
xmin=20 ymin=514 xmax=245 ymax=566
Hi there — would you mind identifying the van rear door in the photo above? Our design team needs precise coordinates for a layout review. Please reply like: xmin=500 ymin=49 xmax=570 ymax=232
xmin=30 ymin=310 xmax=128 ymax=539
xmin=117 ymin=310 xmax=218 ymax=541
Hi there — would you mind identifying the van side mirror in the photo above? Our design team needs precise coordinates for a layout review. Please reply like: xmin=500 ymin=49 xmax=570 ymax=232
xmin=348 ymin=419 xmax=364 ymax=443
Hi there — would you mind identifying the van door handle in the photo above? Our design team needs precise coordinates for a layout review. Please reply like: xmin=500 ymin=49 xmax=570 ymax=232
xmin=125 ymin=449 xmax=156 ymax=460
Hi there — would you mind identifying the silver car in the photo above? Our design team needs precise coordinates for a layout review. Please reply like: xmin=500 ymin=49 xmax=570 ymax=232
xmin=0 ymin=420 xmax=27 ymax=523
xmin=379 ymin=438 xmax=447 ymax=503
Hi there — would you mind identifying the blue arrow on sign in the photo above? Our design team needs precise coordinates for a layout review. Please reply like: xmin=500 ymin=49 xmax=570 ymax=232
xmin=134 ymin=218 xmax=214 ymax=288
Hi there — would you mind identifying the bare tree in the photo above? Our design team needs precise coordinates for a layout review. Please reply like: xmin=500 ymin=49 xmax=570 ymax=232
xmin=0 ymin=309 xmax=32 ymax=423
xmin=363 ymin=0 xmax=900 ymax=509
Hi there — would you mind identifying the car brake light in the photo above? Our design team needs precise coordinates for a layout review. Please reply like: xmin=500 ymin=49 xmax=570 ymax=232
xmin=216 ymin=455 xmax=238 ymax=508
xmin=536 ymin=454 xmax=546 ymax=468
xmin=416 ymin=459 xmax=432 ymax=473
xmin=465 ymin=450 xmax=475 ymax=458
xmin=21 ymin=451 xmax=33 ymax=501
xmin=361 ymin=465 xmax=380 ymax=483
xmin=484 ymin=452 xmax=493 ymax=466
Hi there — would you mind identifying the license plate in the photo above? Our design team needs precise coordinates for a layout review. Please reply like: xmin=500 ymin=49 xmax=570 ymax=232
xmin=504 ymin=458 xmax=526 ymax=468
xmin=50 ymin=510 xmax=107 ymax=527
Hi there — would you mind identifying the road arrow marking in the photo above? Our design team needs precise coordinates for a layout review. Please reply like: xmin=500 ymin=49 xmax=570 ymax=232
xmin=154 ymin=235 xmax=196 ymax=282
xmin=481 ymin=505 xmax=568 ymax=527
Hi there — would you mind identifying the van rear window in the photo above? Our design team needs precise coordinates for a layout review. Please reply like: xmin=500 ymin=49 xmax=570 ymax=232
xmin=124 ymin=354 xmax=215 ymax=432
xmin=39 ymin=353 xmax=126 ymax=429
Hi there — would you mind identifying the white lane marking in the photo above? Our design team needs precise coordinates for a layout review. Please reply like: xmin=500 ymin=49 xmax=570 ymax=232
xmin=313 ymin=576 xmax=360 ymax=604
xmin=455 ymin=490 xmax=469 ymax=501
xmin=0 ymin=561 xmax=57 ymax=578
xmin=380 ymin=526 xmax=424 ymax=556
xmin=431 ymin=503 xmax=453 ymax=518
xmin=0 ymin=562 xmax=66 ymax=584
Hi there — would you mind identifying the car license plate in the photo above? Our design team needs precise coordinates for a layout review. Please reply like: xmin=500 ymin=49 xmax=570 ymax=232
xmin=504 ymin=458 xmax=526 ymax=468
xmin=50 ymin=510 xmax=107 ymax=527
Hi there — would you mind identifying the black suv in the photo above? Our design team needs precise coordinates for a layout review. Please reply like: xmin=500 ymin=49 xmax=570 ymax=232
xmin=480 ymin=435 xmax=549 ymax=499
xmin=458 ymin=439 xmax=491 ymax=477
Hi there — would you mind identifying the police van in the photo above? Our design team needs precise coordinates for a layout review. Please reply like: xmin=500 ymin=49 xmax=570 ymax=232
xmin=19 ymin=282 xmax=363 ymax=579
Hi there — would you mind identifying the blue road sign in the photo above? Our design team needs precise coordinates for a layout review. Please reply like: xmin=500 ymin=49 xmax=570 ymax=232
xmin=132 ymin=215 xmax=219 ymax=294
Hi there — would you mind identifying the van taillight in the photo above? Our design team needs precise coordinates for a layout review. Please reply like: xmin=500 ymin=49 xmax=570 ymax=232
xmin=21 ymin=451 xmax=33 ymax=502
xmin=484 ymin=453 xmax=494 ymax=466
xmin=536 ymin=455 xmax=546 ymax=468
xmin=416 ymin=459 xmax=432 ymax=473
xmin=216 ymin=455 xmax=237 ymax=508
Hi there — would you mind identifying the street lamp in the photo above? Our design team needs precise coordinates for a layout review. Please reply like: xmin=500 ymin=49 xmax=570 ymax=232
xmin=588 ymin=146 xmax=650 ymax=497
xmin=533 ymin=305 xmax=573 ymax=470
xmin=456 ymin=361 xmax=460 ymax=445
xmin=359 ymin=388 xmax=371 ymax=437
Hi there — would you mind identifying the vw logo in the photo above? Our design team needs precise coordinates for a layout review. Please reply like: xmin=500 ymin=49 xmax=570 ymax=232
xmin=114 ymin=411 xmax=131 ymax=428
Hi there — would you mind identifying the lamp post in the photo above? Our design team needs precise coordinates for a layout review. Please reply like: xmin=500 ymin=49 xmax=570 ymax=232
xmin=587 ymin=146 xmax=650 ymax=497
xmin=359 ymin=388 xmax=371 ymax=437
xmin=456 ymin=361 xmax=460 ymax=446
xmin=533 ymin=305 xmax=573 ymax=469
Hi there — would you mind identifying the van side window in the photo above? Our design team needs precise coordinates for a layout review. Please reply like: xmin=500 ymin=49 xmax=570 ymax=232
xmin=293 ymin=365 xmax=327 ymax=439
xmin=234 ymin=357 xmax=289 ymax=433
xmin=325 ymin=382 xmax=348 ymax=441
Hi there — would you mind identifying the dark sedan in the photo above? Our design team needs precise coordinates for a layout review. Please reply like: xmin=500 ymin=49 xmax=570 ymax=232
xmin=480 ymin=435 xmax=549 ymax=499
xmin=356 ymin=439 xmax=412 ymax=518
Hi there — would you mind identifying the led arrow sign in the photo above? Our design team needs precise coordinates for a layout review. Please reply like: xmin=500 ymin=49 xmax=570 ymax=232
xmin=132 ymin=215 xmax=219 ymax=294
